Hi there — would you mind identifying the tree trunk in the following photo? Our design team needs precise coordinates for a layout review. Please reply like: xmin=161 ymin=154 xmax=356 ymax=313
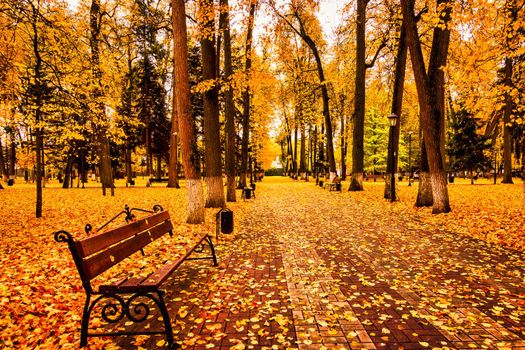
xmin=63 ymin=151 xmax=74 ymax=189
xmin=90 ymin=0 xmax=114 ymax=196
xmin=125 ymin=146 xmax=133 ymax=186
xmin=8 ymin=134 xmax=16 ymax=180
xmin=0 ymin=138 xmax=7 ymax=181
xmin=299 ymin=123 xmax=306 ymax=178
xmin=168 ymin=55 xmax=181 ymax=189
xmin=282 ymin=104 xmax=293 ymax=176
xmin=416 ymin=140 xmax=433 ymax=206
xmin=311 ymin=44 xmax=336 ymax=179
xmin=173 ymin=0 xmax=205 ymax=223
xmin=219 ymin=0 xmax=236 ymax=201
xmin=199 ymin=0 xmax=226 ymax=208
xmin=502 ymin=57 xmax=514 ymax=184
xmin=340 ymin=94 xmax=347 ymax=180
xmin=27 ymin=2 xmax=44 ymax=217
xmin=80 ymin=148 xmax=87 ymax=187
xmin=146 ymin=129 xmax=153 ymax=177
xmin=167 ymin=122 xmax=180 ymax=188
xmin=240 ymin=0 xmax=256 ymax=188
xmin=350 ymin=0 xmax=367 ymax=191
xmin=385 ymin=22 xmax=407 ymax=199
xmin=402 ymin=0 xmax=451 ymax=213
xmin=35 ymin=128 xmax=43 ymax=216
xmin=293 ymin=123 xmax=298 ymax=177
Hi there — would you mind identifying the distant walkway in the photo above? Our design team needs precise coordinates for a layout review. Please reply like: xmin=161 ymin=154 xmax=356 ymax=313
xmin=128 ymin=179 xmax=525 ymax=349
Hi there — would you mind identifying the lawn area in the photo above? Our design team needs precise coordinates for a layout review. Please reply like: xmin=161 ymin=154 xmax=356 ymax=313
xmin=0 ymin=177 xmax=524 ymax=349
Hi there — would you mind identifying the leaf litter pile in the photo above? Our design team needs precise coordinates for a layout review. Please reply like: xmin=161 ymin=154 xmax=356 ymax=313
xmin=1 ymin=178 xmax=524 ymax=349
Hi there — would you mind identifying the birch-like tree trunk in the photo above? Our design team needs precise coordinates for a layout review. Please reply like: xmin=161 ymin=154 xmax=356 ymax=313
xmin=402 ymin=0 xmax=451 ymax=213
xmin=199 ymin=0 xmax=226 ymax=208
xmin=172 ymin=0 xmax=205 ymax=223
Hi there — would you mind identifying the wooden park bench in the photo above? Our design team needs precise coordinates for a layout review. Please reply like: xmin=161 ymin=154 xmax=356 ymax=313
xmin=323 ymin=177 xmax=342 ymax=191
xmin=54 ymin=204 xmax=217 ymax=348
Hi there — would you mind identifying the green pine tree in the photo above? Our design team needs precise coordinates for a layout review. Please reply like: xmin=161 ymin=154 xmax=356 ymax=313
xmin=447 ymin=106 xmax=492 ymax=184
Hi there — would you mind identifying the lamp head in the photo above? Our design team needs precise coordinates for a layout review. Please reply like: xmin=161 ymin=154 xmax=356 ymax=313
xmin=388 ymin=113 xmax=399 ymax=127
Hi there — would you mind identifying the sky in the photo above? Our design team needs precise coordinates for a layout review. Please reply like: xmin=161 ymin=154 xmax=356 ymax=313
xmin=66 ymin=0 xmax=344 ymax=41
xmin=317 ymin=0 xmax=344 ymax=42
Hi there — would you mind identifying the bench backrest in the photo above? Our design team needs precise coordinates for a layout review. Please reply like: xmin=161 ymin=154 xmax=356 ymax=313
xmin=72 ymin=210 xmax=173 ymax=282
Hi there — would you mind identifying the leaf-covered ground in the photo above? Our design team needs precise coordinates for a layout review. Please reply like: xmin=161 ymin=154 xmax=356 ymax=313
xmin=0 ymin=177 xmax=524 ymax=349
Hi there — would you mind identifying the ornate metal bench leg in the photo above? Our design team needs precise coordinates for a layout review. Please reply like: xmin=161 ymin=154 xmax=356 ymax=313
xmin=80 ymin=293 xmax=92 ymax=347
xmin=205 ymin=235 xmax=218 ymax=266
xmin=157 ymin=291 xmax=176 ymax=348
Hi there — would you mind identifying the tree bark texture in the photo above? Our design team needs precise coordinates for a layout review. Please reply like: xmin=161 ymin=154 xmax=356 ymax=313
xmin=340 ymin=94 xmax=347 ymax=180
xmin=502 ymin=57 xmax=514 ymax=184
xmin=219 ymin=0 xmax=236 ymax=202
xmin=401 ymin=0 xmax=451 ymax=213
xmin=199 ymin=0 xmax=226 ymax=208
xmin=0 ymin=138 xmax=7 ymax=180
xmin=416 ymin=140 xmax=434 ymax=206
xmin=27 ymin=2 xmax=44 ymax=217
xmin=172 ymin=0 xmax=205 ymax=223
xmin=299 ymin=123 xmax=306 ymax=178
xmin=168 ymin=49 xmax=180 ymax=189
xmin=125 ymin=146 xmax=133 ymax=186
xmin=90 ymin=0 xmax=114 ymax=196
xmin=384 ymin=22 xmax=407 ymax=199
xmin=350 ymin=0 xmax=367 ymax=191
xmin=8 ymin=134 xmax=16 ymax=178
xmin=240 ymin=0 xmax=256 ymax=187
xmin=293 ymin=123 xmax=298 ymax=177
xmin=62 ymin=151 xmax=74 ymax=189
xmin=167 ymin=117 xmax=180 ymax=188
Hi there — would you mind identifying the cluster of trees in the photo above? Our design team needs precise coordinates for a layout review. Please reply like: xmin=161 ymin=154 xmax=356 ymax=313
xmin=0 ymin=0 xmax=276 ymax=221
xmin=271 ymin=0 xmax=524 ymax=213
xmin=1 ymin=0 xmax=524 ymax=218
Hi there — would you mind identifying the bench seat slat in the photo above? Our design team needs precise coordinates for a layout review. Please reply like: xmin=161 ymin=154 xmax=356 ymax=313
xmin=77 ymin=211 xmax=170 ymax=258
xmin=99 ymin=276 xmax=148 ymax=293
xmin=82 ymin=220 xmax=174 ymax=280
xmin=140 ymin=234 xmax=209 ymax=289
xmin=98 ymin=234 xmax=211 ymax=292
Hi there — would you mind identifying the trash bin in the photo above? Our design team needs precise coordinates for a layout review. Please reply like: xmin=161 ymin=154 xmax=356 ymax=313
xmin=243 ymin=187 xmax=252 ymax=199
xmin=335 ymin=183 xmax=342 ymax=191
xmin=319 ymin=180 xmax=324 ymax=187
xmin=216 ymin=208 xmax=234 ymax=238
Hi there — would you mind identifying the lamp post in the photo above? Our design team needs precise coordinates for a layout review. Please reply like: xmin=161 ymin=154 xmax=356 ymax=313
xmin=408 ymin=131 xmax=413 ymax=186
xmin=387 ymin=113 xmax=399 ymax=202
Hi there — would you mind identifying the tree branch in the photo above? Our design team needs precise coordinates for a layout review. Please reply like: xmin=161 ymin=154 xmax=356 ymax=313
xmin=365 ymin=40 xmax=387 ymax=69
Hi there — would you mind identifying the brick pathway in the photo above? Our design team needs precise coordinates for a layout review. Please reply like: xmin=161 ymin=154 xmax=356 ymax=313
xmin=125 ymin=180 xmax=525 ymax=349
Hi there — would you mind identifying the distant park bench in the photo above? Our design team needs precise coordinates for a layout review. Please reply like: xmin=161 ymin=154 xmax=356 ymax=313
xmin=241 ymin=183 xmax=256 ymax=200
xmin=147 ymin=178 xmax=169 ymax=186
xmin=323 ymin=177 xmax=342 ymax=191
xmin=54 ymin=204 xmax=217 ymax=348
